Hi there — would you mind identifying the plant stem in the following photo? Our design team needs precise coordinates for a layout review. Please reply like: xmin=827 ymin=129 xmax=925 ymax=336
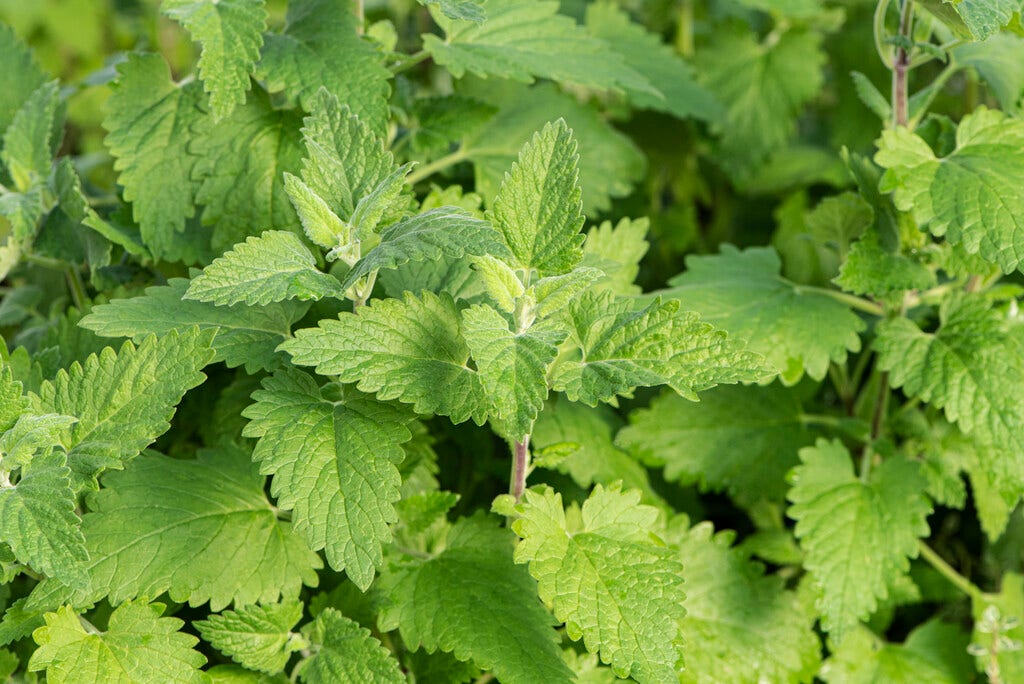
xmin=406 ymin=148 xmax=469 ymax=185
xmin=66 ymin=266 xmax=88 ymax=311
xmin=794 ymin=285 xmax=885 ymax=317
xmin=474 ymin=674 xmax=495 ymax=684
xmin=675 ymin=0 xmax=694 ymax=57
xmin=390 ymin=50 xmax=430 ymax=75
xmin=510 ymin=437 xmax=531 ymax=501
xmin=918 ymin=541 xmax=980 ymax=598
xmin=354 ymin=0 xmax=364 ymax=34
xmin=891 ymin=0 xmax=914 ymax=127
xmin=859 ymin=370 xmax=889 ymax=482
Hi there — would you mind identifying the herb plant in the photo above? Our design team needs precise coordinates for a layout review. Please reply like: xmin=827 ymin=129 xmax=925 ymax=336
xmin=1 ymin=0 xmax=1024 ymax=682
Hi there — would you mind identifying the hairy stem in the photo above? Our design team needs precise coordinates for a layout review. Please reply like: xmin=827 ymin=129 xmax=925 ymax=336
xmin=406 ymin=148 xmax=469 ymax=185
xmin=891 ymin=0 xmax=914 ymax=127
xmin=510 ymin=437 xmax=531 ymax=501
xmin=918 ymin=541 xmax=981 ymax=598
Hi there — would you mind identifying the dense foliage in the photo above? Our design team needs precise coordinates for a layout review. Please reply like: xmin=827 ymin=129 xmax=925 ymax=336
xmin=2 ymin=0 xmax=1024 ymax=681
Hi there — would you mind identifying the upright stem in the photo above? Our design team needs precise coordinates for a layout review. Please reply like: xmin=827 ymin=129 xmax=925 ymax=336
xmin=675 ymin=0 xmax=694 ymax=58
xmin=891 ymin=0 xmax=914 ymax=127
xmin=354 ymin=0 xmax=364 ymax=34
xmin=510 ymin=437 xmax=531 ymax=501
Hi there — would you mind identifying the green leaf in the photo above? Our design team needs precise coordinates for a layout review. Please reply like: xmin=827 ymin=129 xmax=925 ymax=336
xmin=970 ymin=573 xmax=1024 ymax=682
xmin=875 ymin=295 xmax=1024 ymax=489
xmin=0 ymin=452 xmax=88 ymax=588
xmin=552 ymin=292 xmax=767 ymax=406
xmin=787 ymin=439 xmax=932 ymax=642
xmin=877 ymin=107 xmax=1024 ymax=274
xmin=532 ymin=396 xmax=662 ymax=503
xmin=530 ymin=267 xmax=604 ymax=319
xmin=918 ymin=0 xmax=1021 ymax=41
xmin=242 ymin=369 xmax=414 ymax=589
xmin=379 ymin=514 xmax=573 ymax=684
xmin=953 ymin=34 xmax=1024 ymax=116
xmin=617 ymin=383 xmax=813 ymax=508
xmin=1 ymin=81 xmax=60 ymax=193
xmin=194 ymin=87 xmax=305 ymax=252
xmin=0 ymin=24 xmax=47 ymax=146
xmin=185 ymin=231 xmax=346 ymax=305
xmin=37 ymin=446 xmax=321 ymax=612
xmin=79 ymin=277 xmax=304 ymax=374
xmin=835 ymin=229 xmax=936 ymax=297
xmin=297 ymin=91 xmax=402 ymax=223
xmin=417 ymin=0 xmax=485 ymax=23
xmin=513 ymin=485 xmax=685 ymax=683
xmin=283 ymin=173 xmax=349 ymax=252
xmin=104 ymin=53 xmax=205 ymax=260
xmin=0 ymin=413 xmax=77 ymax=470
xmin=472 ymin=254 xmax=523 ymax=312
xmin=821 ymin=621 xmax=973 ymax=684
xmin=409 ymin=95 xmax=496 ymax=158
xmin=423 ymin=0 xmax=656 ymax=96
xmin=696 ymin=27 xmax=826 ymax=174
xmin=35 ymin=329 xmax=216 ymax=486
xmin=461 ymin=304 xmax=563 ymax=438
xmin=196 ymin=601 xmax=304 ymax=674
xmin=29 ymin=602 xmax=205 ymax=683
xmin=0 ymin=364 xmax=28 ymax=433
xmin=674 ymin=521 xmax=820 ymax=684
xmin=584 ymin=1 xmax=720 ymax=121
xmin=256 ymin=0 xmax=391 ymax=135
xmin=659 ymin=245 xmax=865 ymax=383
xmin=461 ymin=82 xmax=645 ymax=215
xmin=490 ymin=120 xmax=584 ymax=276
xmin=281 ymin=292 xmax=488 ymax=424
xmin=581 ymin=217 xmax=650 ymax=295
xmin=341 ymin=208 xmax=510 ymax=291
xmin=161 ymin=0 xmax=267 ymax=120
xmin=299 ymin=609 xmax=404 ymax=683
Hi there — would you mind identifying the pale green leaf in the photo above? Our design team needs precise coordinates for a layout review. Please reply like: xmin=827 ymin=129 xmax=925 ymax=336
xmin=787 ymin=439 xmax=932 ymax=641
xmin=424 ymin=0 xmax=656 ymax=96
xmin=0 ymin=413 xmax=76 ymax=470
xmin=471 ymin=254 xmax=523 ymax=312
xmin=490 ymin=120 xmax=584 ymax=276
xmin=658 ymin=245 xmax=865 ymax=383
xmin=552 ymin=291 xmax=767 ymax=406
xmin=379 ymin=515 xmax=573 ymax=684
xmin=281 ymin=291 xmax=488 ymax=424
xmin=584 ymin=1 xmax=720 ymax=121
xmin=29 ymin=602 xmax=205 ymax=683
xmin=918 ymin=0 xmax=1021 ymax=40
xmin=0 ymin=365 xmax=29 ymax=433
xmin=185 ymin=230 xmax=345 ymax=305
xmin=194 ymin=88 xmax=304 ymax=252
xmin=35 ymin=329 xmax=216 ymax=486
xmin=283 ymin=173 xmax=349 ymax=252
xmin=340 ymin=208 xmax=509 ymax=291
xmin=696 ymin=27 xmax=825 ymax=173
xmin=79 ymin=277 xmax=304 ymax=374
xmin=34 ymin=446 xmax=321 ymax=611
xmin=821 ymin=621 xmax=972 ymax=684
xmin=256 ymin=0 xmax=390 ymax=134
xmin=0 ymin=452 xmax=88 ymax=588
xmin=242 ymin=369 xmax=413 ymax=589
xmin=674 ymin=521 xmax=820 ymax=684
xmin=0 ymin=24 xmax=47 ymax=146
xmin=299 ymin=609 xmax=403 ymax=683
xmin=1 ymin=81 xmax=60 ymax=192
xmin=461 ymin=82 xmax=645 ymax=215
xmin=104 ymin=53 xmax=205 ymax=260
xmin=953 ymin=34 xmax=1024 ymax=115
xmin=196 ymin=601 xmax=304 ymax=674
xmin=877 ymin=107 xmax=1024 ymax=273
xmin=875 ymin=295 xmax=1024 ymax=489
xmin=461 ymin=304 xmax=563 ymax=438
xmin=618 ymin=383 xmax=813 ymax=508
xmin=835 ymin=228 xmax=935 ymax=297
xmin=530 ymin=267 xmax=604 ymax=319
xmin=417 ymin=0 xmax=485 ymax=23
xmin=970 ymin=572 xmax=1024 ymax=681
xmin=161 ymin=0 xmax=267 ymax=120
xmin=513 ymin=485 xmax=685 ymax=683
xmin=581 ymin=217 xmax=650 ymax=295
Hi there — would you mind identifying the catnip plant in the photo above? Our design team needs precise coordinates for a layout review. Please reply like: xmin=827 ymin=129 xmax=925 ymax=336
xmin=1 ymin=0 xmax=1024 ymax=682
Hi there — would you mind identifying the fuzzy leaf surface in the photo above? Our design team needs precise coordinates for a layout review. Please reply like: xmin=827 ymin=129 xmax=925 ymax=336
xmin=300 ymin=609 xmax=403 ymax=683
xmin=659 ymin=245 xmax=864 ymax=383
xmin=281 ymin=292 xmax=487 ymax=424
xmin=29 ymin=602 xmax=205 ymax=683
xmin=242 ymin=369 xmax=413 ymax=589
xmin=186 ymin=231 xmax=345 ymax=305
xmin=196 ymin=601 xmax=304 ymax=674
xmin=0 ymin=25 xmax=47 ymax=141
xmin=161 ymin=0 xmax=267 ymax=120
xmin=787 ymin=439 xmax=932 ymax=642
xmin=513 ymin=485 xmax=685 ymax=683
xmin=379 ymin=515 xmax=573 ymax=684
